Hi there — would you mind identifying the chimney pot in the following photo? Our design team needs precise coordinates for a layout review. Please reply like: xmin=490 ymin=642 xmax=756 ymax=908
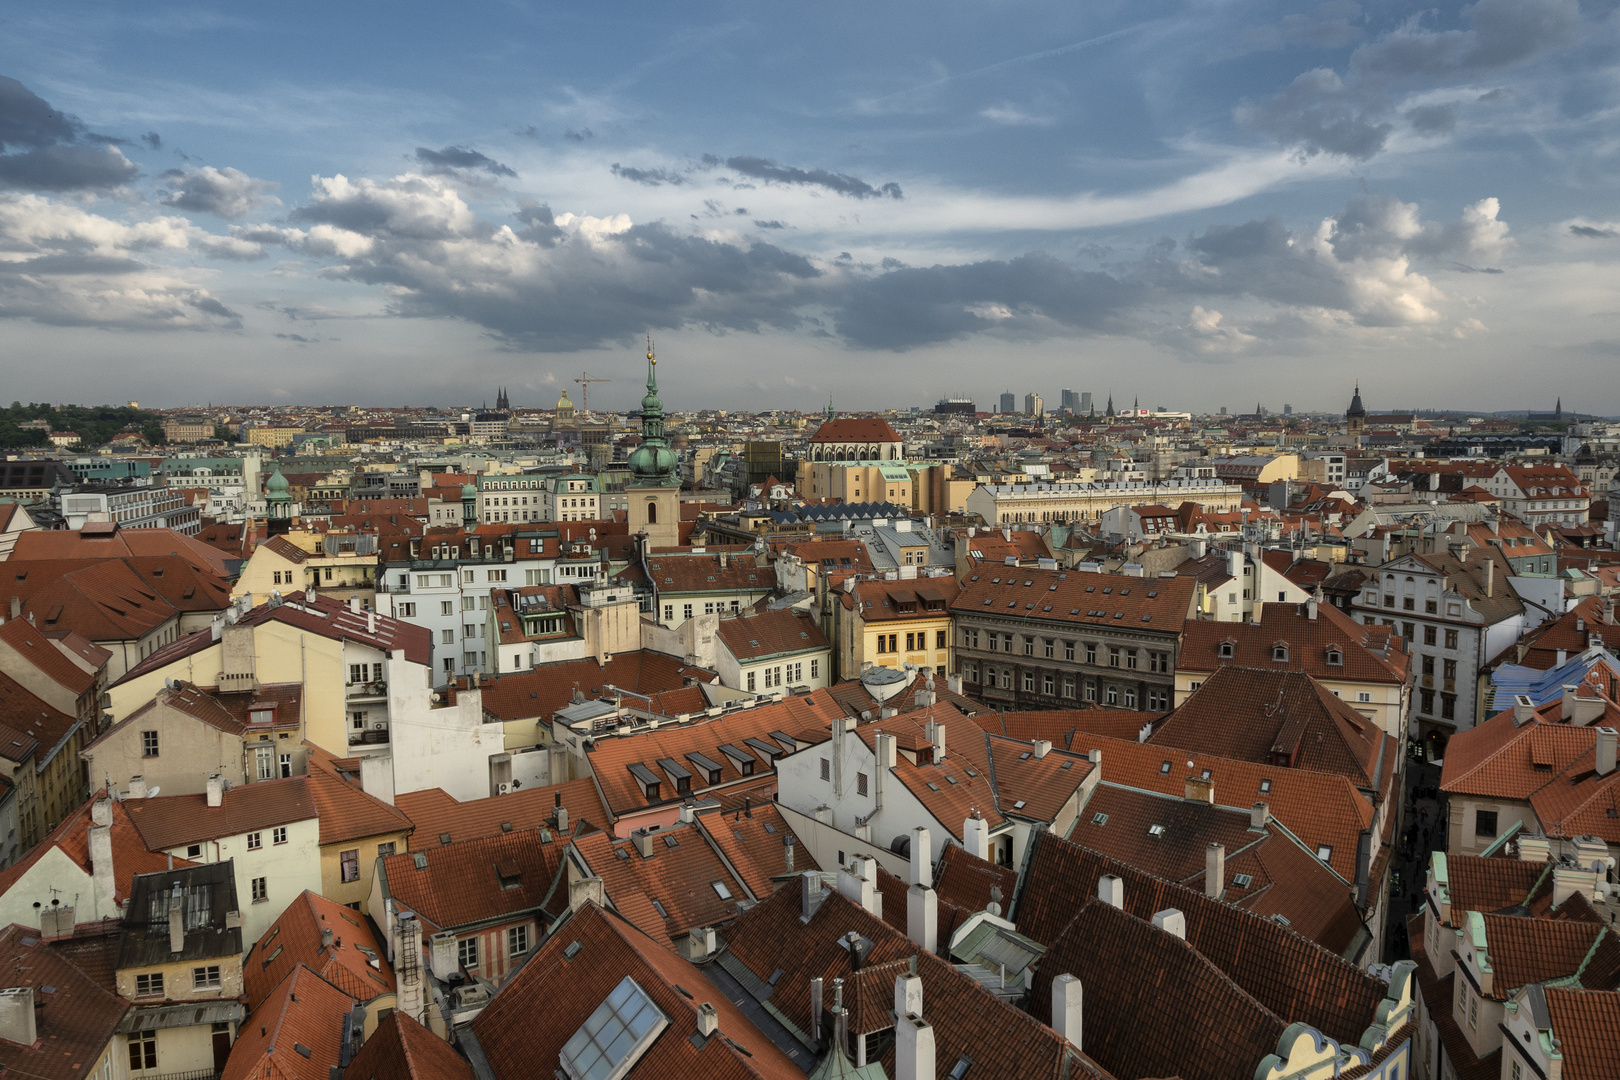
xmin=1204 ymin=843 xmax=1225 ymax=899
xmin=1097 ymin=874 xmax=1123 ymax=909
xmin=1250 ymin=802 xmax=1269 ymax=830
xmin=1032 ymin=739 xmax=1051 ymax=760
xmin=206 ymin=774 xmax=223 ymax=808
xmin=895 ymin=1015 xmax=935 ymax=1080
xmin=321 ymin=927 xmax=334 ymax=948
xmin=1597 ymin=727 xmax=1618 ymax=777
xmin=1051 ymin=974 xmax=1081 ymax=1052
xmin=800 ymin=870 xmax=822 ymax=921
xmin=696 ymin=1002 xmax=719 ymax=1038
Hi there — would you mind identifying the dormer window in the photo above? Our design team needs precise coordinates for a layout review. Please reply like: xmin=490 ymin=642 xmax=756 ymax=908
xmin=1326 ymin=648 xmax=1343 ymax=666
xmin=1271 ymin=643 xmax=1289 ymax=662
xmin=1218 ymin=641 xmax=1235 ymax=659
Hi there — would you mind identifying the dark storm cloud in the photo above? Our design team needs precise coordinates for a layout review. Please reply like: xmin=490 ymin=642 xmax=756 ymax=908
xmin=723 ymin=156 xmax=902 ymax=199
xmin=1239 ymin=0 xmax=1581 ymax=160
xmin=140 ymin=131 xmax=162 ymax=150
xmin=610 ymin=163 xmax=688 ymax=186
xmin=159 ymin=165 xmax=279 ymax=218
xmin=1405 ymin=103 xmax=1456 ymax=135
xmin=831 ymin=254 xmax=1136 ymax=349
xmin=754 ymin=219 xmax=786 ymax=229
xmin=1570 ymin=224 xmax=1618 ymax=239
xmin=412 ymin=145 xmax=517 ymax=177
xmin=0 ymin=74 xmax=139 ymax=190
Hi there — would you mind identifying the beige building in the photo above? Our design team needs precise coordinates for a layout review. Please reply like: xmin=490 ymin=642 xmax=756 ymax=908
xmin=161 ymin=416 xmax=216 ymax=443
xmin=232 ymin=531 xmax=380 ymax=606
xmin=836 ymin=575 xmax=959 ymax=682
xmin=964 ymin=478 xmax=1244 ymax=525
xmin=245 ymin=426 xmax=305 ymax=449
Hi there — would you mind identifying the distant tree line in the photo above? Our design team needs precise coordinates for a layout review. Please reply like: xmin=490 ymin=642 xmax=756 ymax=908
xmin=0 ymin=402 xmax=165 ymax=449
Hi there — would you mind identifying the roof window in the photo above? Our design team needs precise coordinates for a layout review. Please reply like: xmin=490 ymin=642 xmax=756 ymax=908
xmin=561 ymin=977 xmax=668 ymax=1080
xmin=1159 ymin=761 xmax=1171 ymax=774
xmin=711 ymin=881 xmax=733 ymax=900
xmin=1315 ymin=845 xmax=1332 ymax=861
xmin=1231 ymin=873 xmax=1253 ymax=889
xmin=1148 ymin=824 xmax=1166 ymax=837
xmin=1091 ymin=812 xmax=1108 ymax=825
xmin=1259 ymin=779 xmax=1272 ymax=793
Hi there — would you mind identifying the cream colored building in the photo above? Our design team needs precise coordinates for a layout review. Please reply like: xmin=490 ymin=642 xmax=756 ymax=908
xmin=837 ymin=576 xmax=958 ymax=682
xmin=245 ymin=426 xmax=305 ymax=449
xmin=965 ymin=479 xmax=1244 ymax=525
xmin=801 ymin=460 xmax=914 ymax=505
xmin=232 ymin=530 xmax=379 ymax=607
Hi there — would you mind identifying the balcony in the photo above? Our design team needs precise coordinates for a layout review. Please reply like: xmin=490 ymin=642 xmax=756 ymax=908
xmin=144 ymin=1070 xmax=221 ymax=1080
xmin=346 ymin=682 xmax=388 ymax=703
xmin=348 ymin=726 xmax=390 ymax=747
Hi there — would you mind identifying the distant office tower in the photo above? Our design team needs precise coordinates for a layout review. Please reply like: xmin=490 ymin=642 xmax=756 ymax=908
xmin=1025 ymin=392 xmax=1044 ymax=417
xmin=934 ymin=397 xmax=976 ymax=416
xmin=1283 ymin=404 xmax=1293 ymax=415
xmin=1219 ymin=406 xmax=1228 ymax=415
xmin=1061 ymin=389 xmax=1080 ymax=413
xmin=999 ymin=391 xmax=1016 ymax=414
xmin=1080 ymin=391 xmax=1093 ymax=415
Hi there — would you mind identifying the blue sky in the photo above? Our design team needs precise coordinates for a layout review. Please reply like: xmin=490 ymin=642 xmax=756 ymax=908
xmin=2 ymin=1 xmax=1618 ymax=413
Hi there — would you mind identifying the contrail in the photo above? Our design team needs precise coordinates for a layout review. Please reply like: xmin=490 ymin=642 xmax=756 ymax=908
xmin=861 ymin=22 xmax=1156 ymax=108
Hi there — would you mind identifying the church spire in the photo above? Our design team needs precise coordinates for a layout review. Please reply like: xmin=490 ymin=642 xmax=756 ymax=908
xmin=826 ymin=394 xmax=834 ymax=421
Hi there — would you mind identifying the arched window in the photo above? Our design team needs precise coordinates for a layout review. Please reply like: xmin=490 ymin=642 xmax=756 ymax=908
xmin=646 ymin=501 xmax=657 ymax=525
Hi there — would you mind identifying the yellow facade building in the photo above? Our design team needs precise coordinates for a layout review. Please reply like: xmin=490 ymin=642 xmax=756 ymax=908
xmin=836 ymin=576 xmax=960 ymax=681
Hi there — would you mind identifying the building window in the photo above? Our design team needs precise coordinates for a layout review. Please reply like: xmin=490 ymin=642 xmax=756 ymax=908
xmin=746 ymin=671 xmax=756 ymax=692
xmin=1023 ymin=638 xmax=1034 ymax=657
xmin=247 ymin=831 xmax=261 ymax=850
xmin=1441 ymin=694 xmax=1456 ymax=720
xmin=272 ymin=827 xmax=287 ymax=845
xmin=821 ymin=758 xmax=830 ymax=781
xmin=193 ymin=965 xmax=221 ymax=989
xmin=441 ymin=628 xmax=455 ymax=644
xmin=1123 ymin=687 xmax=1138 ymax=708
xmin=1445 ymin=629 xmax=1459 ymax=650
xmin=1126 ymin=650 xmax=1139 ymax=670
xmin=508 ymin=925 xmax=529 ymax=957
xmin=459 ymin=937 xmax=479 ymax=969
xmin=1086 ymin=642 xmax=1097 ymax=664
xmin=129 ymin=1032 xmax=158 ymax=1071
xmin=1064 ymin=641 xmax=1075 ymax=662
xmin=999 ymin=669 xmax=1011 ymax=689
xmin=1108 ymin=647 xmax=1121 ymax=668
xmin=1063 ymin=677 xmax=1076 ymax=699
xmin=252 ymin=877 xmax=267 ymax=902
xmin=1084 ymin=680 xmax=1097 ymax=701
xmin=1105 ymin=685 xmax=1119 ymax=705
xmin=1272 ymin=645 xmax=1288 ymax=662
xmin=936 ymin=630 xmax=948 ymax=649
xmin=1022 ymin=671 xmax=1035 ymax=692
xmin=377 ymin=842 xmax=395 ymax=858
xmin=962 ymin=628 xmax=978 ymax=649
xmin=811 ymin=658 xmax=819 ymax=679
xmin=683 ymin=604 xmax=693 ymax=620
xmin=341 ymin=849 xmax=360 ymax=883
xmin=857 ymin=773 xmax=869 ymax=797
xmin=1043 ymin=673 xmax=1055 ymax=694
xmin=135 ymin=972 xmax=163 ymax=997
xmin=1474 ymin=811 xmax=1498 ymax=839
xmin=142 ymin=730 xmax=159 ymax=757
xmin=1327 ymin=649 xmax=1342 ymax=666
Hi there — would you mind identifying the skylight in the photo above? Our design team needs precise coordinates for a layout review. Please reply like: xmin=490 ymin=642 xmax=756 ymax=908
xmin=1148 ymin=824 xmax=1166 ymax=837
xmin=1232 ymin=874 xmax=1253 ymax=889
xmin=1091 ymin=812 xmax=1108 ymax=825
xmin=1316 ymin=845 xmax=1333 ymax=861
xmin=560 ymin=976 xmax=668 ymax=1080
xmin=712 ymin=881 xmax=733 ymax=900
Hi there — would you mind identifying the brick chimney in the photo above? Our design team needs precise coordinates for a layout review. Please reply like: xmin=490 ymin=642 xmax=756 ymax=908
xmin=1183 ymin=776 xmax=1214 ymax=804
xmin=0 ymin=988 xmax=36 ymax=1048
xmin=907 ymin=826 xmax=937 ymax=953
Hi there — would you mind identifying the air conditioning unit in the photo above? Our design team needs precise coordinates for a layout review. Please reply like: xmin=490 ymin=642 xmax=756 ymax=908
xmin=373 ymin=722 xmax=386 ymax=730
xmin=497 ymin=782 xmax=512 ymax=795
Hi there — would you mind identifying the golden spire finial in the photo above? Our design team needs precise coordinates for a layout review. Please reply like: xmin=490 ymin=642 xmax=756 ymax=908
xmin=646 ymin=333 xmax=655 ymax=364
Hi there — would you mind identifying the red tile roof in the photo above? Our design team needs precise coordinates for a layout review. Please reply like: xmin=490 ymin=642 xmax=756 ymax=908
xmin=976 ymin=708 xmax=1162 ymax=744
xmin=693 ymin=801 xmax=818 ymax=899
xmin=473 ymin=902 xmax=805 ymax=1080
xmin=478 ymin=651 xmax=715 ymax=724
xmin=393 ymin=778 xmax=608 ymax=847
xmin=1542 ymin=986 xmax=1620 ymax=1080
xmin=342 ymin=1010 xmax=473 ymax=1080
xmin=951 ymin=565 xmax=1196 ymax=634
xmin=807 ymin=417 xmax=902 ymax=444
xmin=123 ymin=776 xmax=317 ymax=850
xmin=644 ymin=550 xmax=768 ymax=596
xmin=0 ymin=672 xmax=80 ymax=765
xmin=221 ymin=963 xmax=353 ymax=1080
xmin=303 ymin=744 xmax=414 ymax=846
xmin=245 ymin=890 xmax=395 ymax=1011
xmin=376 ymin=829 xmax=564 ymax=934
xmin=1178 ymin=601 xmax=1409 ymax=683
xmin=0 ymin=618 xmax=101 ymax=696
xmin=570 ymin=823 xmax=751 ymax=940
xmin=1151 ymin=666 xmax=1385 ymax=787
xmin=0 ymin=795 xmax=193 ymax=905
xmin=9 ymin=526 xmax=233 ymax=576
xmin=0 ymin=923 xmax=130 ymax=1080
xmin=3 ymin=559 xmax=180 ymax=642
xmin=714 ymin=607 xmax=828 ymax=661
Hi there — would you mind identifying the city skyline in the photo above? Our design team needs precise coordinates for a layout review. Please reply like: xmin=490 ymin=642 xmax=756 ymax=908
xmin=3 ymin=1 xmax=1618 ymax=410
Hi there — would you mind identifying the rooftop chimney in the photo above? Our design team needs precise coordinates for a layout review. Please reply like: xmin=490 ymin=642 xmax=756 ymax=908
xmin=1518 ymin=833 xmax=1551 ymax=864
xmin=568 ymin=876 xmax=605 ymax=913
xmin=206 ymin=774 xmax=223 ymax=808
xmin=783 ymin=834 xmax=795 ymax=875
xmin=1032 ymin=739 xmax=1051 ymax=760
xmin=1485 ymin=556 xmax=1494 ymax=598
xmin=907 ymin=827 xmax=937 ymax=953
xmin=894 ymin=973 xmax=923 ymax=1024
xmin=1250 ymin=802 xmax=1269 ymax=830
xmin=1151 ymin=908 xmax=1186 ymax=941
xmin=0 ymin=988 xmax=36 ymax=1048
xmin=837 ymin=857 xmax=880 ymax=917
xmin=1051 ymin=974 xmax=1081 ymax=1052
xmin=696 ymin=1002 xmax=719 ymax=1038
xmin=7 ymin=597 xmax=18 ymax=621
xmin=895 ymin=992 xmax=934 ymax=1080
xmin=393 ymin=913 xmax=424 ymax=1023
xmin=1183 ymin=776 xmax=1214 ymax=804
xmin=321 ymin=926 xmax=334 ymax=949
xmin=555 ymin=806 xmax=569 ymax=834
xmin=630 ymin=829 xmax=655 ymax=858
xmin=1097 ymin=874 xmax=1123 ymax=910
xmin=1204 ymin=843 xmax=1225 ymax=899
xmin=962 ymin=811 xmax=989 ymax=860
xmin=1597 ymin=727 xmax=1618 ymax=777
xmin=1513 ymin=695 xmax=1538 ymax=726
xmin=429 ymin=931 xmax=458 ymax=979
xmin=801 ymin=870 xmax=823 ymax=921
xmin=128 ymin=776 xmax=148 ymax=799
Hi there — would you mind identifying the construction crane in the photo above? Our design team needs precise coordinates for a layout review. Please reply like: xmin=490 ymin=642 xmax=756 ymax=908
xmin=574 ymin=372 xmax=610 ymax=414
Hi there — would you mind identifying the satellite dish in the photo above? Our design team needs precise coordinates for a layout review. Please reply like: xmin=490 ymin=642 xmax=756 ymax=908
xmin=147 ymin=786 xmax=161 ymax=797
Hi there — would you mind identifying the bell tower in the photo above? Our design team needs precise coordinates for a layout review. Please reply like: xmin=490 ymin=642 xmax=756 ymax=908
xmin=626 ymin=339 xmax=680 ymax=551
xmin=1346 ymin=383 xmax=1366 ymax=446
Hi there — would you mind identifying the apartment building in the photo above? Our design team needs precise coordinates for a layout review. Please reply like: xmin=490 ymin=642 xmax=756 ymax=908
xmin=964 ymin=478 xmax=1243 ymax=525
xmin=1483 ymin=463 xmax=1590 ymax=528
xmin=60 ymin=485 xmax=202 ymax=534
xmin=836 ymin=574 xmax=958 ymax=680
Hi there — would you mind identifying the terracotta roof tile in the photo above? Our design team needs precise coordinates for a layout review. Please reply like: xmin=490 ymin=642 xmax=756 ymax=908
xmin=951 ymin=566 xmax=1195 ymax=633
xmin=303 ymin=744 xmax=414 ymax=846
xmin=0 ymin=672 xmax=80 ymax=765
xmin=644 ymin=551 xmax=768 ymax=596
xmin=123 ymin=776 xmax=317 ymax=850
xmin=1443 ymin=854 xmax=1553 ymax=919
xmin=570 ymin=823 xmax=749 ymax=940
xmin=807 ymin=417 xmax=902 ymax=444
xmin=342 ymin=1010 xmax=473 ymax=1080
xmin=695 ymin=802 xmax=819 ymax=899
xmin=715 ymin=608 xmax=828 ymax=662
xmin=377 ymin=829 xmax=564 ymax=933
xmin=1543 ymin=986 xmax=1620 ymax=1080
xmin=245 ymin=890 xmax=395 ymax=1012
xmin=0 ymin=923 xmax=130 ymax=1080
xmin=478 ymin=651 xmax=715 ymax=725
xmin=10 ymin=526 xmax=233 ymax=577
xmin=977 ymin=708 xmax=1162 ymax=744
xmin=1476 ymin=914 xmax=1611 ymax=997
xmin=473 ymin=902 xmax=804 ymax=1080
xmin=1178 ymin=601 xmax=1409 ymax=684
xmin=221 ymin=964 xmax=353 ymax=1080
xmin=393 ymin=778 xmax=608 ymax=847
xmin=0 ymin=617 xmax=100 ymax=695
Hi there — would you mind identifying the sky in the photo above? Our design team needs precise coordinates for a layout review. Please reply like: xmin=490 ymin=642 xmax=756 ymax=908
xmin=2 ymin=0 xmax=1619 ymax=414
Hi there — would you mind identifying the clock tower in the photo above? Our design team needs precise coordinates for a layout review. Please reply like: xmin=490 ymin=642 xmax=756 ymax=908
xmin=626 ymin=341 xmax=681 ymax=550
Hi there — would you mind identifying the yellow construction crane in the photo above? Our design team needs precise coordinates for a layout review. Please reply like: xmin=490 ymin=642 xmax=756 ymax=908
xmin=574 ymin=372 xmax=611 ymax=414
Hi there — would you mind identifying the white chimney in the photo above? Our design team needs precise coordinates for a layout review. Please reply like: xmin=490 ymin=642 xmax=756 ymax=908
xmin=894 ymin=973 xmax=923 ymax=1022
xmin=206 ymin=774 xmax=223 ymax=808
xmin=1513 ymin=695 xmax=1538 ymax=726
xmin=89 ymin=814 xmax=114 ymax=913
xmin=837 ymin=858 xmax=880 ymax=917
xmin=1032 ymin=739 xmax=1051 ymax=760
xmin=1205 ymin=843 xmax=1225 ymax=900
xmin=1152 ymin=908 xmax=1186 ymax=941
xmin=1097 ymin=874 xmax=1123 ymax=910
xmin=568 ymin=876 xmax=605 ymax=913
xmin=696 ymin=1002 xmax=719 ymax=1038
xmin=1518 ymin=833 xmax=1551 ymax=864
xmin=429 ymin=931 xmax=459 ymax=978
xmin=895 ymin=1011 xmax=935 ymax=1080
xmin=0 ymin=988 xmax=36 ymax=1048
xmin=908 ymin=827 xmax=937 ymax=953
xmin=1597 ymin=727 xmax=1618 ymax=777
xmin=128 ymin=776 xmax=148 ymax=799
xmin=168 ymin=885 xmax=185 ymax=954
xmin=962 ymin=812 xmax=989 ymax=860
xmin=801 ymin=870 xmax=822 ymax=921
xmin=1051 ymin=974 xmax=1081 ymax=1052
xmin=1250 ymin=802 xmax=1269 ymax=830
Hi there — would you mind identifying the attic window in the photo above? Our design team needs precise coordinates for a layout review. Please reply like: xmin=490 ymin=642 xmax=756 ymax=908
xmin=950 ymin=1055 xmax=974 ymax=1079
xmin=1146 ymin=591 xmax=1157 ymax=598
xmin=1326 ymin=649 xmax=1343 ymax=666
xmin=650 ymin=899 xmax=668 ymax=917
xmin=711 ymin=881 xmax=733 ymax=900
xmin=1091 ymin=812 xmax=1108 ymax=825
xmin=1232 ymin=873 xmax=1254 ymax=889
xmin=1272 ymin=644 xmax=1289 ymax=662
xmin=1218 ymin=643 xmax=1234 ymax=658
xmin=439 ymin=833 xmax=452 ymax=846
xmin=1148 ymin=824 xmax=1166 ymax=837
xmin=926 ymin=782 xmax=940 ymax=791
xmin=1159 ymin=761 xmax=1171 ymax=774
xmin=1316 ymin=845 xmax=1332 ymax=861
xmin=1259 ymin=779 xmax=1272 ymax=794
xmin=1013 ymin=800 xmax=1026 ymax=810
xmin=412 ymin=853 xmax=427 ymax=870
xmin=663 ymin=834 xmax=679 ymax=849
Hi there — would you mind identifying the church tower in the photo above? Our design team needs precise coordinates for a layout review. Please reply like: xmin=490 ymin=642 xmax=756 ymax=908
xmin=1345 ymin=382 xmax=1366 ymax=443
xmin=626 ymin=341 xmax=681 ymax=551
